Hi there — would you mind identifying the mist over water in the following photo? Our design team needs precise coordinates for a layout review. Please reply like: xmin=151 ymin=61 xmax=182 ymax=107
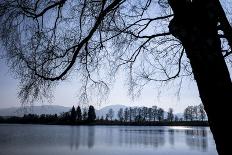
xmin=0 ymin=124 xmax=217 ymax=155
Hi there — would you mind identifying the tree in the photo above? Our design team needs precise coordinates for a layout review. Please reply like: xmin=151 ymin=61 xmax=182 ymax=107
xmin=129 ymin=107 xmax=133 ymax=122
xmin=117 ymin=108 xmax=124 ymax=122
xmin=141 ymin=107 xmax=148 ymax=122
xmin=1 ymin=0 xmax=231 ymax=154
xmin=152 ymin=106 xmax=158 ymax=121
xmin=147 ymin=108 xmax=153 ymax=122
xmin=70 ymin=105 xmax=77 ymax=123
xmin=105 ymin=113 xmax=109 ymax=121
xmin=157 ymin=108 xmax=164 ymax=122
xmin=107 ymin=108 xmax=114 ymax=121
xmin=87 ymin=105 xmax=96 ymax=121
xmin=198 ymin=104 xmax=206 ymax=121
xmin=193 ymin=106 xmax=198 ymax=120
xmin=184 ymin=106 xmax=194 ymax=121
xmin=131 ymin=107 xmax=138 ymax=122
xmin=82 ymin=108 xmax=88 ymax=121
xmin=167 ymin=108 xmax=174 ymax=122
xmin=76 ymin=106 xmax=82 ymax=121
xmin=124 ymin=108 xmax=129 ymax=122
xmin=168 ymin=1 xmax=232 ymax=154
xmin=184 ymin=107 xmax=190 ymax=121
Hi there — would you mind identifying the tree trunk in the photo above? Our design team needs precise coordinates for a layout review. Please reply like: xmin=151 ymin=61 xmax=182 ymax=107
xmin=168 ymin=0 xmax=232 ymax=154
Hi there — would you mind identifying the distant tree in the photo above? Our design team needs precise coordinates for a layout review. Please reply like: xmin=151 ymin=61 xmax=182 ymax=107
xmin=141 ymin=107 xmax=148 ymax=122
xmin=148 ymin=108 xmax=153 ymax=122
xmin=131 ymin=107 xmax=138 ymax=122
xmin=152 ymin=106 xmax=158 ymax=121
xmin=87 ymin=105 xmax=96 ymax=121
xmin=167 ymin=108 xmax=174 ymax=122
xmin=129 ymin=107 xmax=133 ymax=122
xmin=184 ymin=106 xmax=195 ymax=121
xmin=70 ymin=106 xmax=77 ymax=123
xmin=174 ymin=116 xmax=179 ymax=122
xmin=124 ymin=108 xmax=129 ymax=122
xmin=76 ymin=106 xmax=82 ymax=121
xmin=117 ymin=108 xmax=124 ymax=122
xmin=135 ymin=108 xmax=143 ymax=123
xmin=184 ymin=107 xmax=188 ymax=121
xmin=105 ymin=114 xmax=109 ymax=121
xmin=82 ymin=108 xmax=88 ymax=121
xmin=198 ymin=104 xmax=206 ymax=121
xmin=193 ymin=106 xmax=199 ymax=120
xmin=157 ymin=108 xmax=164 ymax=122
xmin=107 ymin=108 xmax=114 ymax=121
xmin=59 ymin=112 xmax=70 ymax=122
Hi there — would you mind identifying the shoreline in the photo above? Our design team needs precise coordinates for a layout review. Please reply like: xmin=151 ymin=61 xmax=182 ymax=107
xmin=0 ymin=120 xmax=209 ymax=127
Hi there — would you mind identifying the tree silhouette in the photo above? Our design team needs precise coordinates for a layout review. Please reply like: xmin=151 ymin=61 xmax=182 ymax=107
xmin=167 ymin=108 xmax=174 ymax=122
xmin=76 ymin=106 xmax=82 ymax=121
xmin=184 ymin=106 xmax=193 ymax=121
xmin=124 ymin=108 xmax=129 ymax=122
xmin=107 ymin=108 xmax=114 ymax=121
xmin=87 ymin=105 xmax=96 ymax=122
xmin=157 ymin=108 xmax=164 ymax=122
xmin=184 ymin=104 xmax=206 ymax=121
xmin=117 ymin=108 xmax=124 ymax=122
xmin=82 ymin=108 xmax=88 ymax=121
xmin=0 ymin=0 xmax=231 ymax=154
xmin=70 ymin=105 xmax=77 ymax=123
xmin=198 ymin=104 xmax=206 ymax=121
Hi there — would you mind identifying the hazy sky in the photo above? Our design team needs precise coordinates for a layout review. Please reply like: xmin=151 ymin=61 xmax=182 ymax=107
xmin=1 ymin=0 xmax=217 ymax=113
xmin=0 ymin=58 xmax=201 ymax=113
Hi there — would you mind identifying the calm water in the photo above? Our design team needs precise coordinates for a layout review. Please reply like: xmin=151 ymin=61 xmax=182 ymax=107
xmin=0 ymin=124 xmax=217 ymax=155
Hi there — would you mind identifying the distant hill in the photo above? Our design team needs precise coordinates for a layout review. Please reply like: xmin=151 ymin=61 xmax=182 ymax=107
xmin=0 ymin=104 xmax=127 ymax=118
xmin=0 ymin=104 xmax=183 ymax=119
xmin=95 ymin=104 xmax=127 ymax=119
xmin=0 ymin=105 xmax=70 ymax=117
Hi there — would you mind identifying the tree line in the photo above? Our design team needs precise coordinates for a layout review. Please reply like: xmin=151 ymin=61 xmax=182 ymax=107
xmin=0 ymin=105 xmax=96 ymax=124
xmin=0 ymin=104 xmax=207 ymax=125
xmin=104 ymin=104 xmax=206 ymax=123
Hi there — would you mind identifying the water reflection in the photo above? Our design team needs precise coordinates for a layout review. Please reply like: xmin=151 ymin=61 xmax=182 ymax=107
xmin=168 ymin=129 xmax=175 ymax=146
xmin=185 ymin=128 xmax=208 ymax=151
xmin=88 ymin=126 xmax=95 ymax=148
xmin=0 ymin=125 xmax=217 ymax=155
xmin=119 ymin=128 xmax=165 ymax=148
xmin=70 ymin=126 xmax=95 ymax=150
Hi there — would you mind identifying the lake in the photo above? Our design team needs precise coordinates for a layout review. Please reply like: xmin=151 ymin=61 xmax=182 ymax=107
xmin=0 ymin=124 xmax=217 ymax=155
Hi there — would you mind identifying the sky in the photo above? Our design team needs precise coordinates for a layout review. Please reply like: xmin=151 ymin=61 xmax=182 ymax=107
xmin=0 ymin=0 xmax=210 ymax=113
xmin=0 ymin=59 xmax=201 ymax=113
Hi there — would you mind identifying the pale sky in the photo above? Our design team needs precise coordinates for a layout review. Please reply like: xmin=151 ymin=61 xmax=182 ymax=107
xmin=0 ymin=59 xmax=201 ymax=113
xmin=0 ymin=0 xmax=214 ymax=113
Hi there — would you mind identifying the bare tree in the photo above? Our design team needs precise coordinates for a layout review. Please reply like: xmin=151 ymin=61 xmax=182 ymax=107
xmin=123 ymin=107 xmax=129 ymax=122
xmin=107 ymin=108 xmax=114 ymax=121
xmin=147 ymin=108 xmax=153 ymax=122
xmin=167 ymin=108 xmax=174 ymax=122
xmin=117 ymin=108 xmax=124 ymax=122
xmin=0 ymin=0 xmax=232 ymax=154
xmin=198 ymin=104 xmax=206 ymax=121
xmin=157 ymin=108 xmax=164 ymax=122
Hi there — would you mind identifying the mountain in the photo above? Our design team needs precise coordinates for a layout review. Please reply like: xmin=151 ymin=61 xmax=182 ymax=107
xmin=0 ymin=104 xmax=127 ymax=117
xmin=0 ymin=105 xmax=70 ymax=117
xmin=95 ymin=104 xmax=127 ymax=119
xmin=0 ymin=104 xmax=183 ymax=120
